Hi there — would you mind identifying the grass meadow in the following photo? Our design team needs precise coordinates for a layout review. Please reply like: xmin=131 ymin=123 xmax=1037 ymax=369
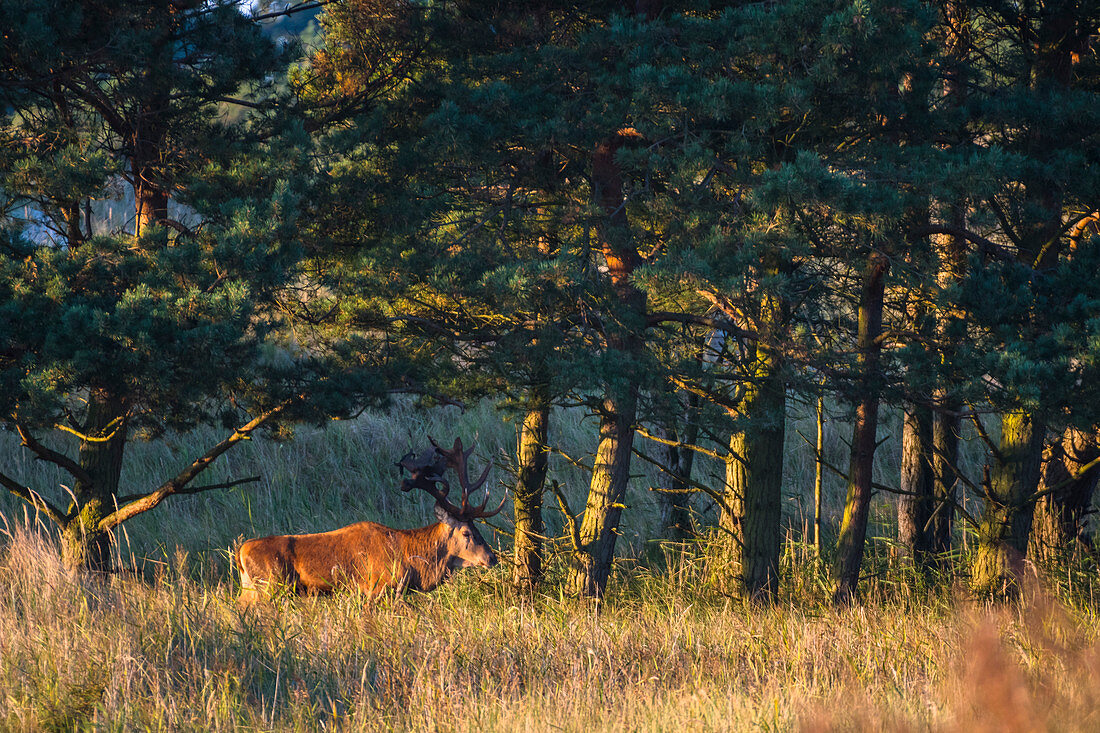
xmin=2 ymin=399 xmax=1100 ymax=730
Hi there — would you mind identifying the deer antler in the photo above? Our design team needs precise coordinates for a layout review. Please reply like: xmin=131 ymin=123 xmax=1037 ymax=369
xmin=428 ymin=437 xmax=506 ymax=519
xmin=397 ymin=446 xmax=451 ymax=500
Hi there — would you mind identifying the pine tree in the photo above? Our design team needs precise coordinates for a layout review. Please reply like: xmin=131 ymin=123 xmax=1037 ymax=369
xmin=0 ymin=1 xmax=372 ymax=571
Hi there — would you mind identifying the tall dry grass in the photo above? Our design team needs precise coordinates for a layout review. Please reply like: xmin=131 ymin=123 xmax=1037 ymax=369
xmin=2 ymin=523 xmax=1100 ymax=731
xmin=1 ymin=400 xmax=1098 ymax=730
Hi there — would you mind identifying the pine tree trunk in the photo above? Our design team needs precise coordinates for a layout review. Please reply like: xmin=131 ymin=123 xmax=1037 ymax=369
xmin=833 ymin=251 xmax=889 ymax=603
xmin=513 ymin=397 xmax=550 ymax=589
xmin=719 ymin=345 xmax=786 ymax=600
xmin=931 ymin=406 xmax=960 ymax=555
xmin=567 ymin=391 xmax=637 ymax=597
xmin=971 ymin=411 xmax=1045 ymax=596
xmin=565 ymin=106 xmax=649 ymax=597
xmin=132 ymin=100 xmax=169 ymax=243
xmin=928 ymin=0 xmax=970 ymax=561
xmin=135 ymin=176 xmax=168 ymax=241
xmin=61 ymin=391 xmax=128 ymax=573
xmin=654 ymin=405 xmax=697 ymax=541
xmin=814 ymin=393 xmax=825 ymax=557
xmin=1029 ymin=428 xmax=1100 ymax=566
xmin=898 ymin=402 xmax=935 ymax=565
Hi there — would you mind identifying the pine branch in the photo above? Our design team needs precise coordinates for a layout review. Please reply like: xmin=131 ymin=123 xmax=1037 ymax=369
xmin=635 ymin=425 xmax=727 ymax=462
xmin=15 ymin=423 xmax=93 ymax=486
xmin=112 ymin=476 xmax=261 ymax=506
xmin=54 ymin=417 xmax=124 ymax=443
xmin=1025 ymin=455 xmax=1100 ymax=505
xmin=0 ymin=470 xmax=66 ymax=525
xmin=630 ymin=445 xmax=725 ymax=503
xmin=98 ymin=401 xmax=291 ymax=531
xmin=794 ymin=429 xmax=981 ymax=529
xmin=251 ymin=1 xmax=330 ymax=22
xmin=645 ymin=311 xmax=756 ymax=340
xmin=968 ymin=411 xmax=1003 ymax=464
xmin=548 ymin=480 xmax=581 ymax=552
xmin=908 ymin=224 xmax=1014 ymax=262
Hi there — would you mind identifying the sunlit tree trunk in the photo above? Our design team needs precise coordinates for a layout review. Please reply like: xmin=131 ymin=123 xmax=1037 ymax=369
xmin=928 ymin=0 xmax=971 ymax=561
xmin=898 ymin=402 xmax=935 ymax=565
xmin=566 ymin=124 xmax=647 ymax=598
xmin=1029 ymin=428 xmax=1100 ymax=566
xmin=720 ymin=383 xmax=786 ymax=599
xmin=719 ymin=293 xmax=786 ymax=600
xmin=814 ymin=392 xmax=825 ymax=557
xmin=568 ymin=390 xmax=638 ymax=597
xmin=513 ymin=393 xmax=550 ymax=589
xmin=971 ymin=412 xmax=1045 ymax=596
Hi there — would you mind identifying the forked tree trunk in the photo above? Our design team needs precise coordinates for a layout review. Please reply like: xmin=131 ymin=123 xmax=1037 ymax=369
xmin=567 ymin=390 xmax=638 ymax=597
xmin=565 ymin=88 xmax=650 ymax=596
xmin=898 ymin=402 xmax=935 ymax=565
xmin=1028 ymin=428 xmax=1100 ymax=566
xmin=833 ymin=251 xmax=889 ymax=604
xmin=61 ymin=391 xmax=129 ymax=573
xmin=719 ymin=333 xmax=786 ymax=600
xmin=513 ymin=396 xmax=550 ymax=589
xmin=971 ymin=411 xmax=1045 ymax=596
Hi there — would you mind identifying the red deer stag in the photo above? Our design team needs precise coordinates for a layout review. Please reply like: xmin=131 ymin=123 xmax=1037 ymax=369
xmin=236 ymin=438 xmax=503 ymax=603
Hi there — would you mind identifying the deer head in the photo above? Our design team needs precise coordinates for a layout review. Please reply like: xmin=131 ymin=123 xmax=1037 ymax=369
xmin=400 ymin=437 xmax=504 ymax=569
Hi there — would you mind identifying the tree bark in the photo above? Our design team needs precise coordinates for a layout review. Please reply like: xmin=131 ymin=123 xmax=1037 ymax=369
xmin=654 ymin=400 xmax=697 ymax=541
xmin=565 ymin=102 xmax=649 ymax=598
xmin=513 ymin=396 xmax=550 ymax=589
xmin=814 ymin=393 xmax=825 ymax=558
xmin=62 ymin=391 xmax=129 ymax=573
xmin=930 ymin=407 xmax=960 ymax=554
xmin=971 ymin=411 xmax=1045 ymax=596
xmin=564 ymin=0 xmax=663 ymax=597
xmin=898 ymin=402 xmax=935 ymax=565
xmin=833 ymin=251 xmax=889 ymax=604
xmin=719 ymin=333 xmax=786 ymax=600
xmin=1028 ymin=427 xmax=1100 ymax=566
xmin=568 ymin=391 xmax=638 ymax=597
xmin=927 ymin=0 xmax=971 ymax=561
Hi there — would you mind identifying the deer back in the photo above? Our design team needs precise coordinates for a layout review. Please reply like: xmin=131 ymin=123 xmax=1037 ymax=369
xmin=237 ymin=514 xmax=496 ymax=598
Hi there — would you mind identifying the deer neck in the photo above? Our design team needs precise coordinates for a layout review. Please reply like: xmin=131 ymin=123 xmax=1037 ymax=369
xmin=404 ymin=522 xmax=452 ymax=592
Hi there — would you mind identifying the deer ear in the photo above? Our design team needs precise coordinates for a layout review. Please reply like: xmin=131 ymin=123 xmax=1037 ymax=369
xmin=435 ymin=504 xmax=457 ymax=526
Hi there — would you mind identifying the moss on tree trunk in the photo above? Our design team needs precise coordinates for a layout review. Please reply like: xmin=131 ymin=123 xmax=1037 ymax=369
xmin=971 ymin=411 xmax=1045 ymax=597
xmin=513 ymin=398 xmax=550 ymax=589
xmin=719 ymin=343 xmax=786 ymax=601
